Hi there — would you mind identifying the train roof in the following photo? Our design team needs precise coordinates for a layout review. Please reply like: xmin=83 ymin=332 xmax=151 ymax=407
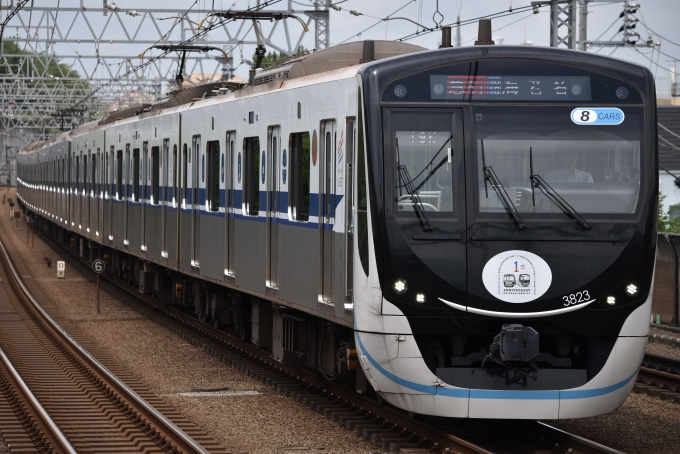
xmin=251 ymin=40 xmax=425 ymax=86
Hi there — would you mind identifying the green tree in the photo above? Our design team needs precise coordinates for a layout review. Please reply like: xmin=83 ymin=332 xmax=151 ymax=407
xmin=658 ymin=192 xmax=680 ymax=233
xmin=244 ymin=46 xmax=307 ymax=70
xmin=1 ymin=40 xmax=84 ymax=87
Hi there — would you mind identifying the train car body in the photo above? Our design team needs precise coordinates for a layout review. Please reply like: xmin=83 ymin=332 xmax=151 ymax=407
xmin=16 ymin=40 xmax=657 ymax=420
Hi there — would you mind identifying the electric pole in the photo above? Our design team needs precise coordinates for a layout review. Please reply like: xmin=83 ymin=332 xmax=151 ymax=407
xmin=578 ymin=0 xmax=588 ymax=51
xmin=455 ymin=16 xmax=461 ymax=47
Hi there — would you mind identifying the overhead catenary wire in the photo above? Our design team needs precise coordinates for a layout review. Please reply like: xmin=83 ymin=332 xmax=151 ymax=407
xmin=0 ymin=0 xmax=30 ymax=43
xmin=56 ymin=0 xmax=282 ymax=117
xmin=337 ymin=0 xmax=416 ymax=45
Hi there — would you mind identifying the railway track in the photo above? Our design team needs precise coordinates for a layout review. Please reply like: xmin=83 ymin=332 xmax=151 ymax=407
xmin=635 ymin=354 xmax=680 ymax=404
xmin=26 ymin=218 xmax=626 ymax=454
xmin=0 ymin=234 xmax=227 ymax=453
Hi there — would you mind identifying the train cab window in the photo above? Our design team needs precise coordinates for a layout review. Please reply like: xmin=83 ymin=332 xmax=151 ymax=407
xmin=474 ymin=106 xmax=642 ymax=219
xmin=132 ymin=148 xmax=140 ymax=202
xmin=243 ymin=137 xmax=260 ymax=216
xmin=288 ymin=132 xmax=310 ymax=221
xmin=206 ymin=140 xmax=220 ymax=212
xmin=116 ymin=149 xmax=123 ymax=200
xmin=151 ymin=146 xmax=160 ymax=204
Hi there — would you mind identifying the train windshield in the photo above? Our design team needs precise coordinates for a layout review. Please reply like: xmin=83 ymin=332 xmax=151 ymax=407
xmin=394 ymin=113 xmax=454 ymax=214
xmin=474 ymin=106 xmax=642 ymax=219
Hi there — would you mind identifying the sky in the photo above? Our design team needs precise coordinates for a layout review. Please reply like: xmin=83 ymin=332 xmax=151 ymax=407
xmin=4 ymin=0 xmax=679 ymax=95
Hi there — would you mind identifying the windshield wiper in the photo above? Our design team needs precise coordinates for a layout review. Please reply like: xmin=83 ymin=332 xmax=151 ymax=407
xmin=398 ymin=164 xmax=433 ymax=232
xmin=529 ymin=147 xmax=592 ymax=231
xmin=395 ymin=138 xmax=433 ymax=232
xmin=481 ymin=140 xmax=531 ymax=231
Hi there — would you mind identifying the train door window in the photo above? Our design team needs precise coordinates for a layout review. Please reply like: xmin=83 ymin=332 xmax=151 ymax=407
xmin=85 ymin=153 xmax=89 ymax=196
xmin=227 ymin=132 xmax=235 ymax=213
xmin=125 ymin=145 xmax=131 ymax=200
xmin=116 ymin=149 xmax=123 ymax=200
xmin=172 ymin=144 xmax=177 ymax=207
xmin=141 ymin=143 xmax=148 ymax=204
xmin=109 ymin=147 xmax=114 ymax=198
xmin=151 ymin=145 xmax=160 ymax=204
xmin=75 ymin=156 xmax=80 ymax=194
xmin=163 ymin=139 xmax=170 ymax=205
xmin=132 ymin=148 xmax=140 ymax=202
xmin=206 ymin=140 xmax=220 ymax=212
xmin=243 ymin=136 xmax=260 ymax=216
xmin=182 ymin=144 xmax=188 ymax=207
xmin=288 ymin=132 xmax=310 ymax=221
xmin=92 ymin=152 xmax=97 ymax=197
xmin=324 ymin=129 xmax=335 ymax=223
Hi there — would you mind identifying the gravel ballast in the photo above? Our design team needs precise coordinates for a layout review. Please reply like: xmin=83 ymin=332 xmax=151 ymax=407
xmin=646 ymin=341 xmax=680 ymax=361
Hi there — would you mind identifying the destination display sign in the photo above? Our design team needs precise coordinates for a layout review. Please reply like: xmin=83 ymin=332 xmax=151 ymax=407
xmin=429 ymin=75 xmax=592 ymax=101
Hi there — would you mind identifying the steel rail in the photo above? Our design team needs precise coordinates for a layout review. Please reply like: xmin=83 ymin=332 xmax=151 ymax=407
xmin=0 ymin=235 xmax=211 ymax=454
xmin=0 ymin=346 xmax=76 ymax=454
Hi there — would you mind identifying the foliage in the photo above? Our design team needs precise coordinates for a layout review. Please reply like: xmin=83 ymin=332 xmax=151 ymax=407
xmin=1 ymin=40 xmax=84 ymax=87
xmin=658 ymin=192 xmax=680 ymax=233
xmin=244 ymin=46 xmax=308 ymax=70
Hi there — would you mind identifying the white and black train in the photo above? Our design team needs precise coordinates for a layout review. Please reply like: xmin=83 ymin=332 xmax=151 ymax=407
xmin=17 ymin=33 xmax=657 ymax=419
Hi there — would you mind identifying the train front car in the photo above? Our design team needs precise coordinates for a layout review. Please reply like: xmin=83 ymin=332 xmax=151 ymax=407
xmin=353 ymin=46 xmax=656 ymax=419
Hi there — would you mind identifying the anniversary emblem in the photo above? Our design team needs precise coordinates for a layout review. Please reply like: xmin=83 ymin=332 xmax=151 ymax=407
xmin=482 ymin=250 xmax=552 ymax=303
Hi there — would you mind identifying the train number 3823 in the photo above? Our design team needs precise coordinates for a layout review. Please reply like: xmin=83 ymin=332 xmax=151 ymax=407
xmin=563 ymin=290 xmax=591 ymax=306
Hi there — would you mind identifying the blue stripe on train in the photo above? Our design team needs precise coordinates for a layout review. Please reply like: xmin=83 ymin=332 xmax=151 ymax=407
xmin=354 ymin=331 xmax=638 ymax=400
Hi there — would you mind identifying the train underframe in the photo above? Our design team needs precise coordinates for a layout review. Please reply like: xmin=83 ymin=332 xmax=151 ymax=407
xmin=29 ymin=211 xmax=367 ymax=394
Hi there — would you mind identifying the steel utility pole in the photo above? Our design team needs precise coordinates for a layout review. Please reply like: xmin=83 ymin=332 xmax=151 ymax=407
xmin=531 ymin=0 xmax=578 ymax=49
xmin=578 ymin=0 xmax=588 ymax=51
xmin=455 ymin=16 xmax=461 ymax=47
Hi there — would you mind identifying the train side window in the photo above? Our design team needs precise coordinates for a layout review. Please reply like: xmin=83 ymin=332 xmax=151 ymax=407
xmin=116 ymin=149 xmax=123 ymax=200
xmin=151 ymin=146 xmax=160 ymax=204
xmin=288 ymin=132 xmax=310 ymax=222
xmin=243 ymin=136 xmax=260 ymax=216
xmin=206 ymin=140 xmax=220 ymax=212
xmin=132 ymin=148 xmax=140 ymax=202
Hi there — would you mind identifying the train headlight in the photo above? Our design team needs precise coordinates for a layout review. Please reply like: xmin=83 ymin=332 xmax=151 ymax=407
xmin=626 ymin=283 xmax=638 ymax=296
xmin=607 ymin=296 xmax=616 ymax=305
xmin=393 ymin=279 xmax=407 ymax=294
xmin=415 ymin=293 xmax=425 ymax=303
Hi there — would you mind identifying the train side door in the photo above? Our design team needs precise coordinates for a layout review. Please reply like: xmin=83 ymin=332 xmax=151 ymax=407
xmin=124 ymin=144 xmax=130 ymax=246
xmin=162 ymin=139 xmax=169 ymax=259
xmin=319 ymin=120 xmax=336 ymax=304
xmin=225 ymin=132 xmax=235 ymax=276
xmin=192 ymin=135 xmax=201 ymax=267
xmin=266 ymin=126 xmax=280 ymax=288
